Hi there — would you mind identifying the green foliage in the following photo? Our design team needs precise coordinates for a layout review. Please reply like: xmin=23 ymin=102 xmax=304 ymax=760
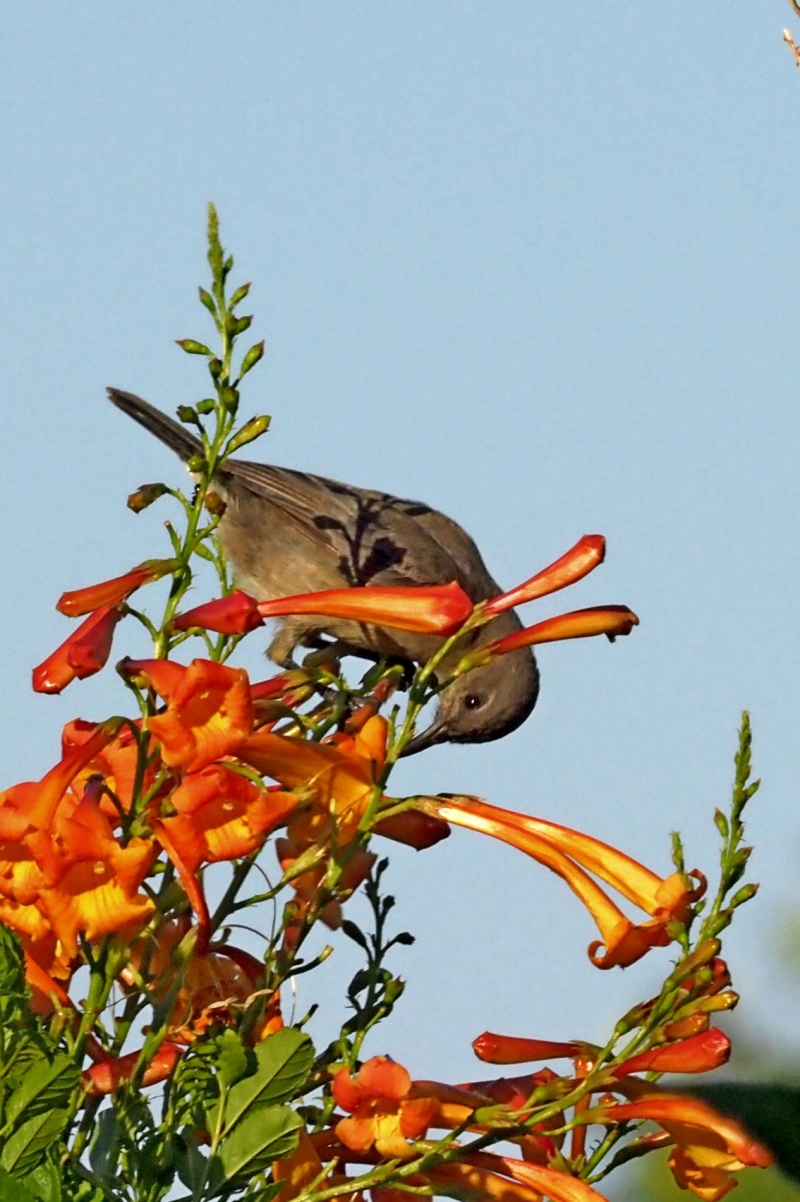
xmin=0 ymin=927 xmax=78 ymax=1186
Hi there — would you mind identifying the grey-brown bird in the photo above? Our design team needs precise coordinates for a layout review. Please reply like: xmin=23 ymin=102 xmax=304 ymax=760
xmin=108 ymin=388 xmax=539 ymax=753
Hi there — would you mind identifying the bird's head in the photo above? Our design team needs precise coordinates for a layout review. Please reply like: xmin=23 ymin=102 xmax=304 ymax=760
xmin=401 ymin=632 xmax=539 ymax=755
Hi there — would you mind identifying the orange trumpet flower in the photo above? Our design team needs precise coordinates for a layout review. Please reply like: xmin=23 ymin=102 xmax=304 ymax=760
xmin=416 ymin=795 xmax=703 ymax=968
xmin=256 ymin=581 xmax=474 ymax=635
xmin=485 ymin=535 xmax=606 ymax=616
xmin=602 ymin=1090 xmax=771 ymax=1200
xmin=32 ymin=604 xmax=125 ymax=694
xmin=56 ymin=558 xmax=177 ymax=617
xmin=123 ymin=658 xmax=255 ymax=773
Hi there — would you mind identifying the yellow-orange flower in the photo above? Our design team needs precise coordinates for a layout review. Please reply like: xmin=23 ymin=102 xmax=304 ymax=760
xmin=125 ymin=658 xmax=255 ymax=772
xmin=416 ymin=795 xmax=703 ymax=969
xmin=154 ymin=764 xmax=298 ymax=874
xmin=333 ymin=1056 xmax=438 ymax=1160
xmin=239 ymin=715 xmax=387 ymax=848
xmin=603 ymin=1090 xmax=771 ymax=1200
xmin=36 ymin=785 xmax=156 ymax=959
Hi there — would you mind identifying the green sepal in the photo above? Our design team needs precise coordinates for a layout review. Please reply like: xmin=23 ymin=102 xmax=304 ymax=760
xmin=225 ymin=415 xmax=270 ymax=455
xmin=239 ymin=340 xmax=265 ymax=378
xmin=176 ymin=339 xmax=212 ymax=356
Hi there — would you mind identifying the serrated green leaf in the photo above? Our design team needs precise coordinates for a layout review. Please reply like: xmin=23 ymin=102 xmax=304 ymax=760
xmin=215 ymin=1105 xmax=302 ymax=1192
xmin=0 ymin=1109 xmax=69 ymax=1176
xmin=4 ymin=1054 xmax=78 ymax=1129
xmin=0 ymin=1164 xmax=36 ymax=1201
xmin=221 ymin=1029 xmax=312 ymax=1136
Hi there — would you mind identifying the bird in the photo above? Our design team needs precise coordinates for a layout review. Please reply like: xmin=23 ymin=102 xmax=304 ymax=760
xmin=108 ymin=388 xmax=539 ymax=754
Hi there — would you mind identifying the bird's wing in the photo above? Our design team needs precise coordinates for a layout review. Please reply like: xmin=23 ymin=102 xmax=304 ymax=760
xmin=224 ymin=458 xmax=470 ymax=591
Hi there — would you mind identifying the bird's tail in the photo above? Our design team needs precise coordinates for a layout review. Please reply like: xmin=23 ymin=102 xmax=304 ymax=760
xmin=107 ymin=388 xmax=203 ymax=462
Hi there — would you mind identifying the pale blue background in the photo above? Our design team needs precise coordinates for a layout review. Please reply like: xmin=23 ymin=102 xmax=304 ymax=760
xmin=1 ymin=4 xmax=799 ymax=1195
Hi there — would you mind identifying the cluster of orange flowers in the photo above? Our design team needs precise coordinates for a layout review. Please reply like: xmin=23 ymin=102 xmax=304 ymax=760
xmin=0 ymin=533 xmax=769 ymax=1200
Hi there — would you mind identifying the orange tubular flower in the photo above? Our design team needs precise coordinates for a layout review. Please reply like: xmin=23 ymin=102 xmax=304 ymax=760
xmin=422 ymin=1153 xmax=605 ymax=1202
xmin=603 ymin=1092 xmax=771 ymax=1200
xmin=333 ymin=1057 xmax=438 ymax=1160
xmin=32 ymin=604 xmax=125 ymax=694
xmin=83 ymin=1041 xmax=183 ymax=1096
xmin=485 ymin=535 xmax=606 ymax=616
xmin=56 ymin=558 xmax=177 ymax=617
xmin=125 ymin=658 xmax=255 ymax=772
xmin=478 ymin=605 xmax=639 ymax=661
xmin=153 ymin=764 xmax=298 ymax=874
xmin=472 ymin=1031 xmax=585 ymax=1065
xmin=36 ymin=785 xmax=156 ymax=960
xmin=171 ymin=590 xmax=265 ymax=635
xmin=613 ymin=1028 xmax=731 ymax=1078
xmin=256 ymin=581 xmax=474 ymax=636
xmin=372 ymin=810 xmax=451 ymax=850
xmin=417 ymin=795 xmax=703 ymax=969
xmin=61 ymin=719 xmax=142 ymax=823
xmin=239 ymin=715 xmax=387 ymax=848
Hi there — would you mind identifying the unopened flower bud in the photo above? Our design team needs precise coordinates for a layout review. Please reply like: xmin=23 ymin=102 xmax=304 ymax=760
xmin=205 ymin=491 xmax=227 ymax=517
xmin=127 ymin=482 xmax=168 ymax=513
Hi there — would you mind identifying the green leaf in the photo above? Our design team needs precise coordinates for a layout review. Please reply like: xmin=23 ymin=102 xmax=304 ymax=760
xmin=0 ymin=1109 xmax=69 ymax=1176
xmin=4 ymin=1053 xmax=78 ymax=1129
xmin=214 ymin=1105 xmax=302 ymax=1193
xmin=221 ymin=1029 xmax=313 ymax=1136
xmin=88 ymin=1108 xmax=121 ymax=1182
xmin=216 ymin=1030 xmax=249 ymax=1091
xmin=22 ymin=1161 xmax=62 ymax=1202
xmin=686 ymin=1083 xmax=800 ymax=1184
xmin=176 ymin=340 xmax=213 ymax=356
xmin=0 ymin=1165 xmax=36 ymax=1202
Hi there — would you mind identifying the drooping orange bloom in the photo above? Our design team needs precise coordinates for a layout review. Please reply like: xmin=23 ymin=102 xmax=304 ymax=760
xmin=257 ymin=582 xmax=474 ymax=635
xmin=125 ymin=919 xmax=278 ymax=1043
xmin=0 ymin=722 xmax=149 ymax=986
xmin=416 ymin=795 xmax=704 ymax=969
xmin=333 ymin=1057 xmax=438 ymax=1160
xmin=603 ymin=1090 xmax=771 ymax=1200
xmin=124 ymin=658 xmax=255 ymax=772
xmin=32 ymin=604 xmax=125 ymax=694
xmin=57 ymin=558 xmax=177 ymax=617
xmin=485 ymin=535 xmax=606 ymax=616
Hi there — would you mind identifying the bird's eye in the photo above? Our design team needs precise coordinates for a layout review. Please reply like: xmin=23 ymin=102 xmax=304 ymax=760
xmin=464 ymin=693 xmax=483 ymax=710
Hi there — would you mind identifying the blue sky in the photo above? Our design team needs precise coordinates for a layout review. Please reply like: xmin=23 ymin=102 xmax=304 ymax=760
xmin=1 ymin=2 xmax=798 ymax=1155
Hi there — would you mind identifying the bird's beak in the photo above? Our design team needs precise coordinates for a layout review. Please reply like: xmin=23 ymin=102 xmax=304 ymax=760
xmin=399 ymin=714 xmax=449 ymax=757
